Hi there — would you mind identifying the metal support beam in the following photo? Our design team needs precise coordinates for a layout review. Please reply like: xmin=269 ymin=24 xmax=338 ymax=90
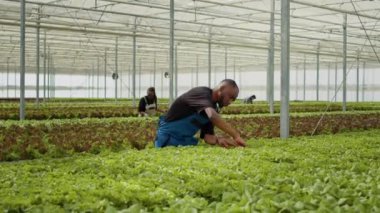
xmin=120 ymin=63 xmax=122 ymax=98
xmin=169 ymin=0 xmax=174 ymax=104
xmin=362 ymin=62 xmax=365 ymax=102
xmin=97 ymin=56 xmax=100 ymax=98
xmin=92 ymin=63 xmax=95 ymax=98
xmin=133 ymin=19 xmax=137 ymax=106
xmin=14 ymin=64 xmax=17 ymax=98
xmin=342 ymin=14 xmax=347 ymax=111
xmin=267 ymin=0 xmax=275 ymax=114
xmin=295 ymin=65 xmax=298 ymax=100
xmin=128 ymin=65 xmax=131 ymax=98
xmin=175 ymin=44 xmax=178 ymax=98
xmin=334 ymin=61 xmax=338 ymax=102
xmin=280 ymin=0 xmax=290 ymax=138
xmin=36 ymin=6 xmax=40 ymax=105
xmin=356 ymin=54 xmax=359 ymax=102
xmin=47 ymin=52 xmax=50 ymax=99
xmin=303 ymin=55 xmax=306 ymax=101
xmin=208 ymin=27 xmax=212 ymax=88
xmin=115 ymin=37 xmax=118 ymax=101
xmin=87 ymin=68 xmax=90 ymax=98
xmin=327 ymin=63 xmax=330 ymax=100
xmin=43 ymin=30 xmax=46 ymax=101
xmin=291 ymin=0 xmax=380 ymax=21
xmin=20 ymin=0 xmax=26 ymax=120
xmin=51 ymin=56 xmax=55 ymax=98
xmin=224 ymin=47 xmax=227 ymax=79
xmin=316 ymin=43 xmax=320 ymax=101
xmin=6 ymin=57 xmax=9 ymax=98
xmin=139 ymin=58 xmax=141 ymax=97
xmin=153 ymin=51 xmax=156 ymax=88
xmin=104 ymin=49 xmax=107 ymax=99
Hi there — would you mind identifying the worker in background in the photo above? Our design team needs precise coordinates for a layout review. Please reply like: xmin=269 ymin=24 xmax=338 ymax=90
xmin=155 ymin=79 xmax=246 ymax=148
xmin=243 ymin=94 xmax=256 ymax=104
xmin=138 ymin=87 xmax=158 ymax=117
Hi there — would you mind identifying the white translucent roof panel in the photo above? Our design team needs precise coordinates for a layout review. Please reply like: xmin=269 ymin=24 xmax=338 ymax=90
xmin=0 ymin=0 xmax=379 ymax=75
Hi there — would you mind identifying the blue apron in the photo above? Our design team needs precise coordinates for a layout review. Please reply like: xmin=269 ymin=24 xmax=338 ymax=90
xmin=155 ymin=113 xmax=210 ymax=147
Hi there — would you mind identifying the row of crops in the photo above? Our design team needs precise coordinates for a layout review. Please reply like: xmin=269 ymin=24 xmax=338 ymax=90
xmin=1 ymin=130 xmax=379 ymax=212
xmin=1 ymin=101 xmax=380 ymax=120
xmin=1 ymin=99 xmax=380 ymax=211
xmin=1 ymin=111 xmax=379 ymax=161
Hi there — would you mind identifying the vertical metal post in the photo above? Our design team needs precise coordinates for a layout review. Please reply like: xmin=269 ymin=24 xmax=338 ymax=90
xmin=295 ymin=65 xmax=298 ymax=100
xmin=267 ymin=0 xmax=275 ymax=113
xmin=316 ymin=43 xmax=320 ymax=101
xmin=153 ymin=51 xmax=156 ymax=88
xmin=224 ymin=47 xmax=227 ymax=79
xmin=362 ymin=62 xmax=365 ymax=102
xmin=175 ymin=45 xmax=178 ymax=97
xmin=97 ymin=56 xmax=100 ymax=98
xmin=342 ymin=14 xmax=347 ymax=111
xmin=92 ymin=63 xmax=94 ymax=98
xmin=334 ymin=61 xmax=337 ymax=102
xmin=169 ymin=0 xmax=174 ymax=104
xmin=327 ymin=63 xmax=330 ymax=100
xmin=356 ymin=54 xmax=359 ymax=102
xmin=43 ymin=30 xmax=46 ymax=101
xmin=47 ymin=47 xmax=50 ymax=99
xmin=104 ymin=49 xmax=107 ymax=99
xmin=20 ymin=0 xmax=26 ymax=120
xmin=208 ymin=27 xmax=212 ymax=88
xmin=280 ymin=0 xmax=290 ymax=138
xmin=14 ymin=64 xmax=17 ymax=98
xmin=128 ymin=65 xmax=131 ymax=98
xmin=51 ymin=56 xmax=55 ymax=98
xmin=139 ymin=58 xmax=141 ymax=97
xmin=120 ymin=64 xmax=122 ymax=99
xmin=133 ymin=18 xmax=137 ymax=106
xmin=303 ymin=55 xmax=306 ymax=101
xmin=196 ymin=55 xmax=199 ymax=87
xmin=87 ymin=68 xmax=90 ymax=98
xmin=115 ymin=37 xmax=118 ymax=101
xmin=6 ymin=57 xmax=9 ymax=98
xmin=36 ymin=7 xmax=40 ymax=105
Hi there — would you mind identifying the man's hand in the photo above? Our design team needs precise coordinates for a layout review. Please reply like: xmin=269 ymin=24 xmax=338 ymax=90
xmin=204 ymin=134 xmax=246 ymax=148
xmin=217 ymin=137 xmax=245 ymax=148
xmin=234 ymin=136 xmax=246 ymax=147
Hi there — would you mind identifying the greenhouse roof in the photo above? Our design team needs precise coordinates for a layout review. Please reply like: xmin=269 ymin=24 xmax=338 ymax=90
xmin=0 ymin=0 xmax=379 ymax=75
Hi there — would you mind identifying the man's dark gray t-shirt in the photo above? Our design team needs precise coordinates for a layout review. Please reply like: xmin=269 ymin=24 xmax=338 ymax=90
xmin=165 ymin=87 xmax=217 ymax=137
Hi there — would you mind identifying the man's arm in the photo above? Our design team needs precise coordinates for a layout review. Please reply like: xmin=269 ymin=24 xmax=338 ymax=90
xmin=204 ymin=107 xmax=246 ymax=147
xmin=204 ymin=134 xmax=241 ymax=148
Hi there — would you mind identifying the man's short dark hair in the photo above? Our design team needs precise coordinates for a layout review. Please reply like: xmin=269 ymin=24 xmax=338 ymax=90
xmin=220 ymin=79 xmax=238 ymax=88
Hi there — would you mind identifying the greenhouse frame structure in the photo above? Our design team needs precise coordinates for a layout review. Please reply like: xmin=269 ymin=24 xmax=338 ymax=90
xmin=0 ymin=0 xmax=380 ymax=137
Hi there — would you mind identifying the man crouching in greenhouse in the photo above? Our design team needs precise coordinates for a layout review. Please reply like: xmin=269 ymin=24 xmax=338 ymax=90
xmin=155 ymin=79 xmax=246 ymax=148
